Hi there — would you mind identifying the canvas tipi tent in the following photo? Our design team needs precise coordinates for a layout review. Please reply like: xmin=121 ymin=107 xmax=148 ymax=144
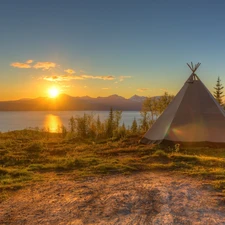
xmin=140 ymin=63 xmax=225 ymax=146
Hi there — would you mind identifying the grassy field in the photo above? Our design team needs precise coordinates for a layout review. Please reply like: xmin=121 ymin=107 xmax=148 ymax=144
xmin=1 ymin=129 xmax=225 ymax=202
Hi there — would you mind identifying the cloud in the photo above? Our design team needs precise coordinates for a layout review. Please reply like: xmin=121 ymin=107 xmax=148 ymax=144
xmin=119 ymin=76 xmax=132 ymax=81
xmin=160 ymin=88 xmax=168 ymax=92
xmin=137 ymin=88 xmax=149 ymax=92
xmin=33 ymin=62 xmax=57 ymax=70
xmin=102 ymin=87 xmax=110 ymax=90
xmin=81 ymin=75 xmax=115 ymax=80
xmin=11 ymin=62 xmax=31 ymax=69
xmin=26 ymin=59 xmax=33 ymax=64
xmin=43 ymin=74 xmax=116 ymax=82
xmin=43 ymin=75 xmax=59 ymax=81
xmin=43 ymin=74 xmax=84 ymax=82
xmin=64 ymin=69 xmax=75 ymax=74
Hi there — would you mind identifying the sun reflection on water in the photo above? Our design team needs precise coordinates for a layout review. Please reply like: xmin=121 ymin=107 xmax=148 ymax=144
xmin=44 ymin=114 xmax=62 ymax=133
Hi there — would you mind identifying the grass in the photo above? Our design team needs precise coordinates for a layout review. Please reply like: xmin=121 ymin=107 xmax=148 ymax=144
xmin=1 ymin=129 xmax=225 ymax=201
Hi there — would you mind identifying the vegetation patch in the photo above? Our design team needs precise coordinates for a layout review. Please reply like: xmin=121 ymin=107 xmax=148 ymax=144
xmin=170 ymin=154 xmax=199 ymax=164
xmin=1 ymin=128 xmax=225 ymax=201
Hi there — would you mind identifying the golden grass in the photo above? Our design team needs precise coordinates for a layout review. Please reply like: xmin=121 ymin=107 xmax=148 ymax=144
xmin=1 ymin=130 xmax=225 ymax=201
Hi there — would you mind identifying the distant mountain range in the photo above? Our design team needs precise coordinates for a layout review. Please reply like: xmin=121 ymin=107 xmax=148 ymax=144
xmin=0 ymin=94 xmax=147 ymax=111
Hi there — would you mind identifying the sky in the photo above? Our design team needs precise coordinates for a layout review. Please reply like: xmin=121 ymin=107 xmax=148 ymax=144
xmin=1 ymin=0 xmax=225 ymax=100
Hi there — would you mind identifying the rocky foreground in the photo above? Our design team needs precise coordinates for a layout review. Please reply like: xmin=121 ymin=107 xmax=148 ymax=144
xmin=1 ymin=172 xmax=225 ymax=225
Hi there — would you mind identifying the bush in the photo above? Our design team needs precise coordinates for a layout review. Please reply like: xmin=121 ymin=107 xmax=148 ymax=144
xmin=153 ymin=150 xmax=168 ymax=157
xmin=24 ymin=142 xmax=43 ymax=154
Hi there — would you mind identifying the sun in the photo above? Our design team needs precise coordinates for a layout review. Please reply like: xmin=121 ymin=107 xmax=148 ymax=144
xmin=48 ymin=87 xmax=59 ymax=98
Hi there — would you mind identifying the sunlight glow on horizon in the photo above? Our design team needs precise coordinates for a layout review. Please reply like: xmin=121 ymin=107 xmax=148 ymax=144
xmin=48 ymin=87 xmax=60 ymax=98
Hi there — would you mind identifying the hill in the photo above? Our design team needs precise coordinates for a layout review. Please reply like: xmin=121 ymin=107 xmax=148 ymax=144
xmin=0 ymin=94 xmax=147 ymax=111
xmin=1 ymin=131 xmax=225 ymax=224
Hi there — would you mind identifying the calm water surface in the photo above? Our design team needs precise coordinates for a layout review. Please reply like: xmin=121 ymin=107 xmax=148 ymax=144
xmin=0 ymin=111 xmax=142 ymax=133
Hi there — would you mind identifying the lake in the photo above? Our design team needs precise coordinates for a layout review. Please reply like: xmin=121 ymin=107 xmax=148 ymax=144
xmin=0 ymin=111 xmax=142 ymax=133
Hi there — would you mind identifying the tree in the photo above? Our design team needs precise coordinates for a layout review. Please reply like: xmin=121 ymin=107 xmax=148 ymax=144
xmin=96 ymin=115 xmax=101 ymax=136
xmin=95 ymin=115 xmax=106 ymax=139
xmin=131 ymin=117 xmax=138 ymax=134
xmin=214 ymin=76 xmax=224 ymax=106
xmin=118 ymin=122 xmax=126 ymax=138
xmin=113 ymin=110 xmax=122 ymax=130
xmin=139 ymin=111 xmax=149 ymax=132
xmin=76 ymin=114 xmax=88 ymax=138
xmin=106 ymin=107 xmax=114 ymax=137
xmin=157 ymin=92 xmax=174 ymax=114
xmin=141 ymin=92 xmax=174 ymax=126
xmin=142 ymin=96 xmax=159 ymax=124
xmin=69 ymin=116 xmax=76 ymax=133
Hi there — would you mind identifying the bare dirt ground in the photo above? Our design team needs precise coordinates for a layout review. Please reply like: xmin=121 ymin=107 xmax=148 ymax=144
xmin=1 ymin=172 xmax=225 ymax=225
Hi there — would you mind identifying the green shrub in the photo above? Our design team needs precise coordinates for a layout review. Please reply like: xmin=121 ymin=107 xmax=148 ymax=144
xmin=153 ymin=150 xmax=168 ymax=157
xmin=24 ymin=142 xmax=44 ymax=155
xmin=28 ymin=164 xmax=45 ymax=171
xmin=170 ymin=154 xmax=199 ymax=164
xmin=93 ymin=163 xmax=120 ymax=174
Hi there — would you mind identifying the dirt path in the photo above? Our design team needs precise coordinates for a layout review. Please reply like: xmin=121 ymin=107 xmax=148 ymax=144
xmin=1 ymin=172 xmax=225 ymax=225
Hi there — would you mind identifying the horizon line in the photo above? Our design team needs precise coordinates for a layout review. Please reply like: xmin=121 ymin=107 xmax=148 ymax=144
xmin=0 ymin=93 xmax=156 ymax=102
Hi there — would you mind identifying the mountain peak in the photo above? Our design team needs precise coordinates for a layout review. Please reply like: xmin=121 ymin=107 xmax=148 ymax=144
xmin=0 ymin=94 xmax=145 ymax=111
xmin=108 ymin=94 xmax=126 ymax=100
xmin=80 ymin=95 xmax=92 ymax=99
xmin=129 ymin=95 xmax=146 ymax=102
